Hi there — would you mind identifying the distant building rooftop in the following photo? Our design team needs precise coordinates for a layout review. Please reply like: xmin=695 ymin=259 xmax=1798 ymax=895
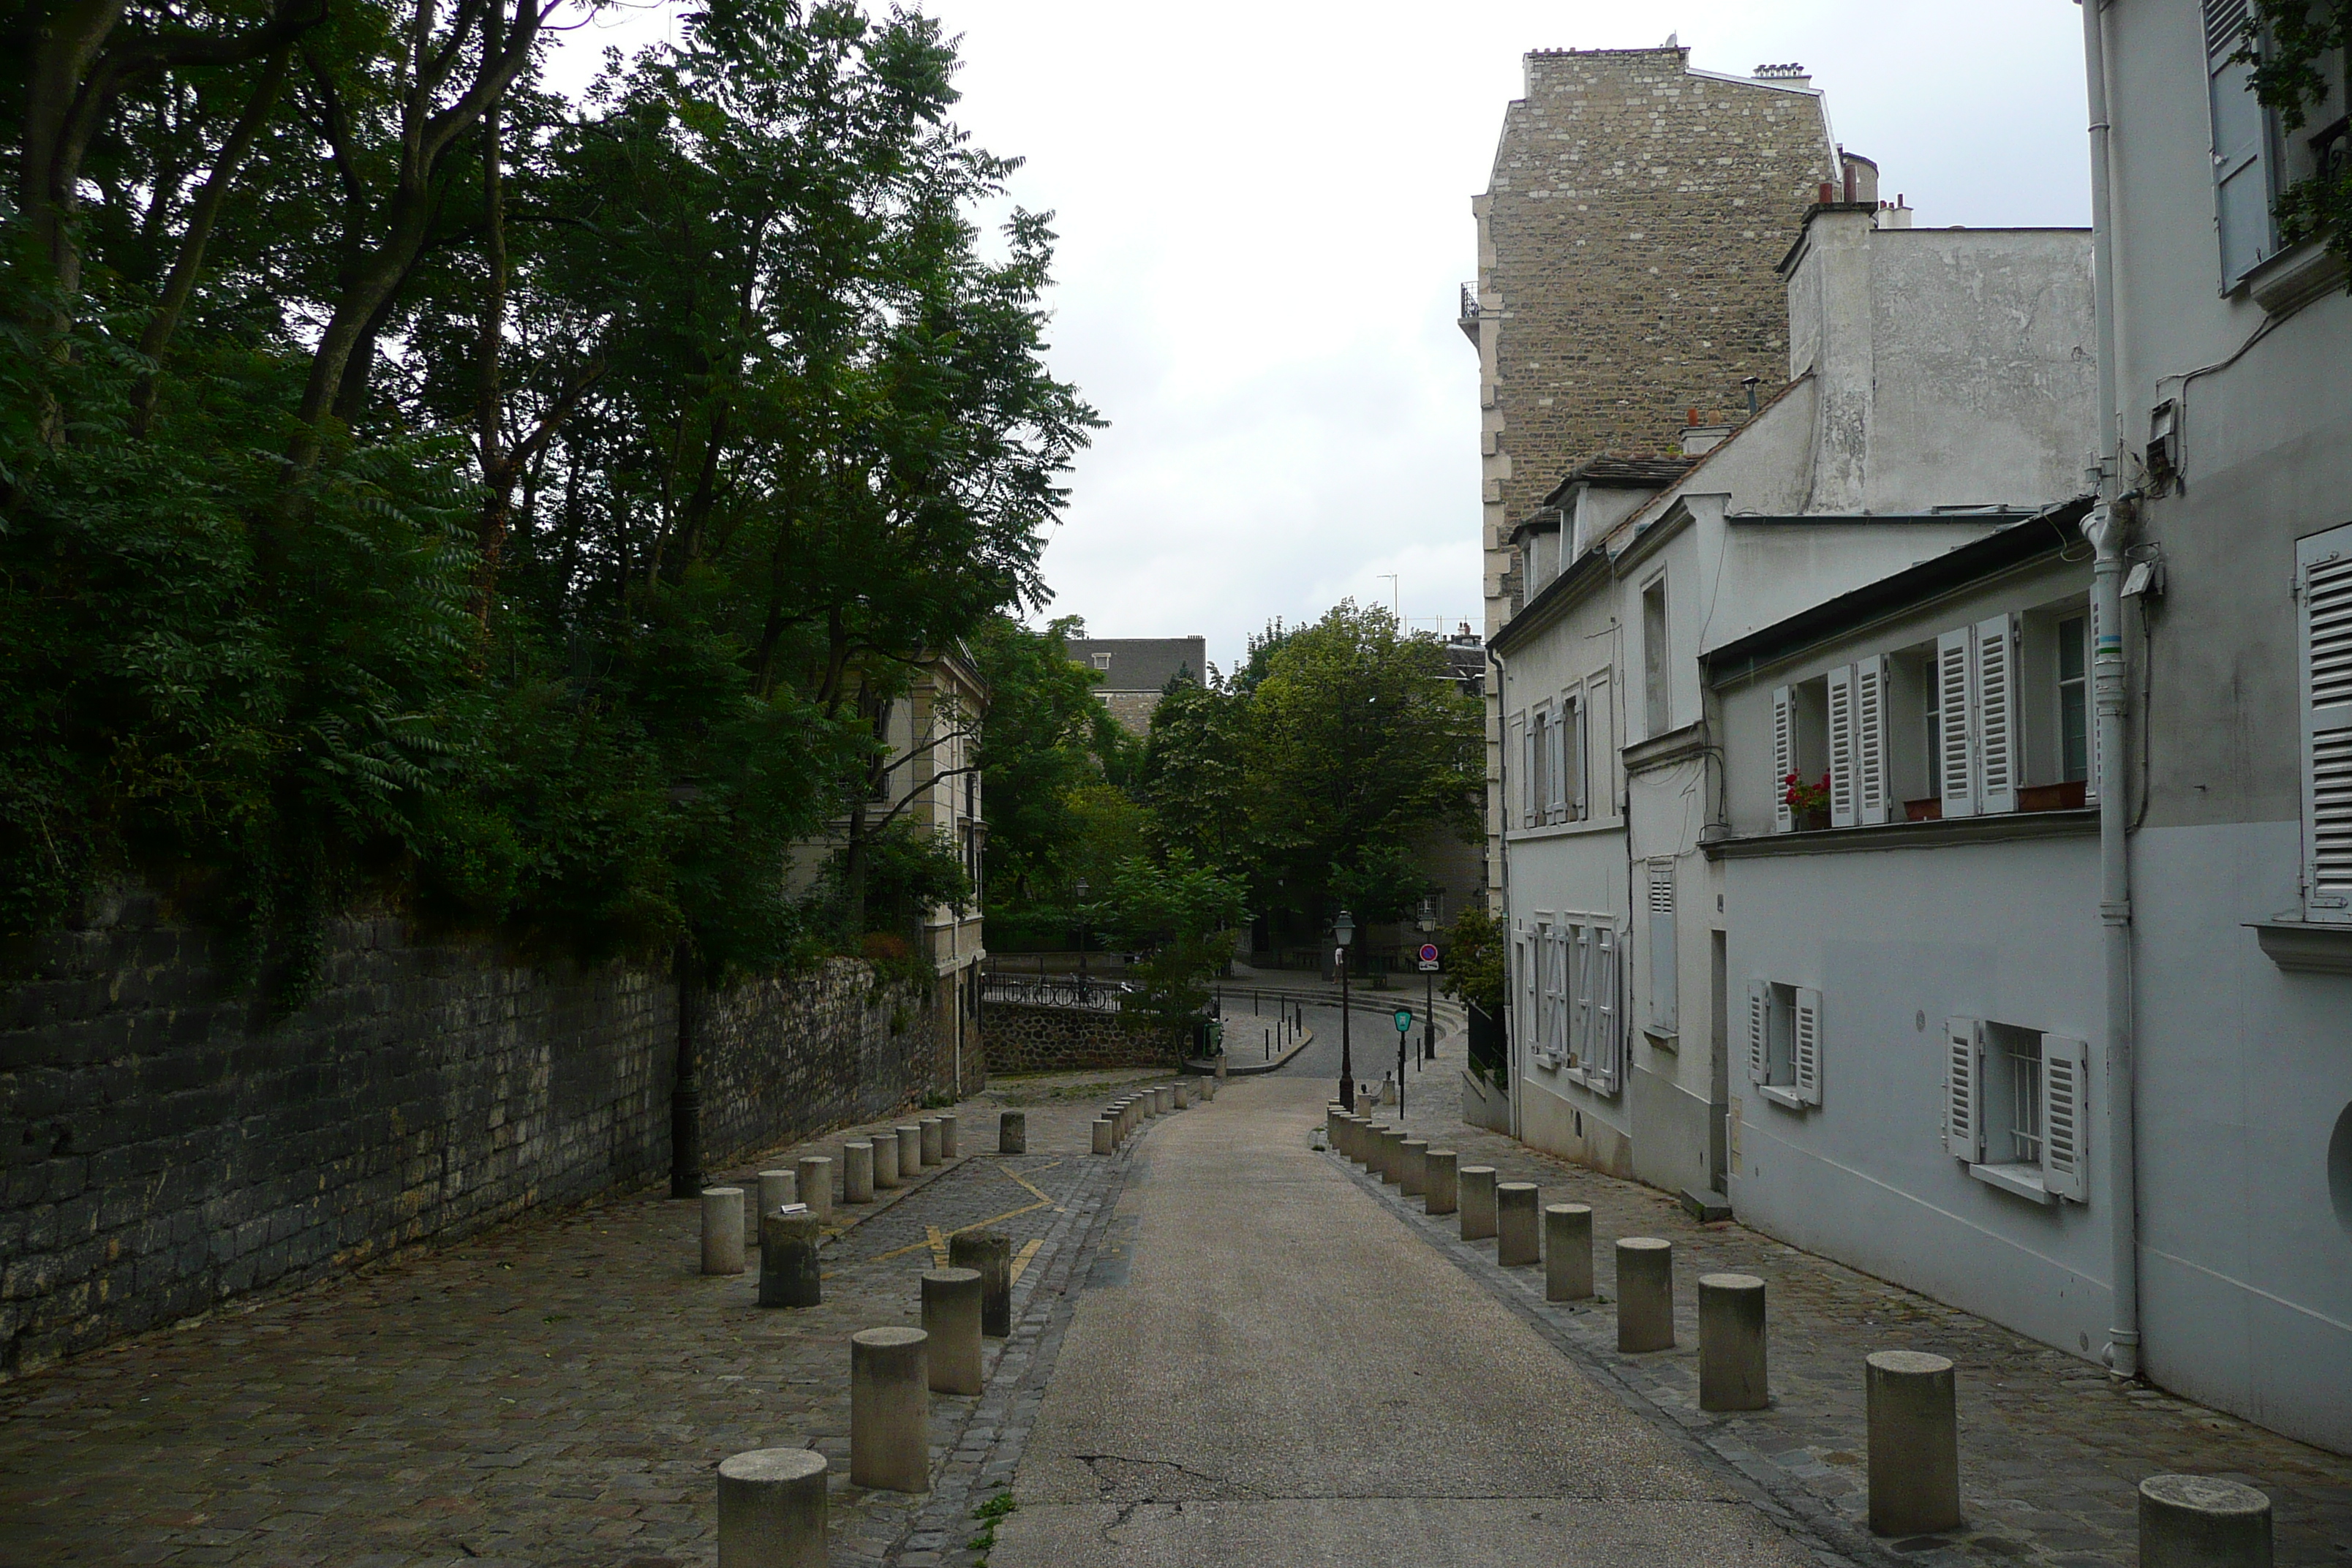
xmin=1065 ymin=637 xmax=1207 ymax=693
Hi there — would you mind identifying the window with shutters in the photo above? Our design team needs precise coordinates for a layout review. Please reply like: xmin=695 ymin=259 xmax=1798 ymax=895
xmin=1513 ymin=712 xmax=1535 ymax=828
xmin=1945 ymin=1017 xmax=2089 ymax=1205
xmin=1769 ymin=676 xmax=1830 ymax=832
xmin=2206 ymin=0 xmax=2281 ymax=288
xmin=2299 ymin=522 xmax=2352 ymax=920
xmin=1545 ymin=698 xmax=1569 ymax=823
xmin=1563 ymin=689 xmax=1588 ymax=821
xmin=1745 ymin=977 xmax=1821 ymax=1109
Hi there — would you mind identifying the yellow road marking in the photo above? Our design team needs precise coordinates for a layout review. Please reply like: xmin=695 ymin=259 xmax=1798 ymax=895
xmin=1001 ymin=1159 xmax=1064 ymax=1210
xmin=926 ymin=1225 xmax=949 ymax=1270
xmin=1010 ymin=1238 xmax=1043 ymax=1285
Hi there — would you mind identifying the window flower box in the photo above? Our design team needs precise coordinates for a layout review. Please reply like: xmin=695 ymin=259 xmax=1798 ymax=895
xmin=2018 ymin=780 xmax=2088 ymax=813
xmin=1904 ymin=797 xmax=1942 ymax=823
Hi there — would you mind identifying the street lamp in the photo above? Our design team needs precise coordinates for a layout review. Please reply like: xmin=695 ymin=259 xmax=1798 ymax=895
xmin=1418 ymin=895 xmax=1438 ymax=1064
xmin=1334 ymin=908 xmax=1356 ymax=1112
xmin=1075 ymin=877 xmax=1090 ymax=996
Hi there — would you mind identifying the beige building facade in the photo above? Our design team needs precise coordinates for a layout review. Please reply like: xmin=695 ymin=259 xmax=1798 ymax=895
xmin=1467 ymin=46 xmax=1842 ymax=902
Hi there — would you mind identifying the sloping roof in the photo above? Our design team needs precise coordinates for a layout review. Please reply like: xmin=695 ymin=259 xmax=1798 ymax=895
xmin=1699 ymin=497 xmax=2095 ymax=685
xmin=1537 ymin=453 xmax=1697 ymax=509
xmin=1066 ymin=637 xmax=1207 ymax=693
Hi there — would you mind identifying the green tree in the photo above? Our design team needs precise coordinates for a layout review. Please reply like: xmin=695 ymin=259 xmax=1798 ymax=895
xmin=2240 ymin=3 xmax=2352 ymax=279
xmin=971 ymin=614 xmax=1112 ymax=905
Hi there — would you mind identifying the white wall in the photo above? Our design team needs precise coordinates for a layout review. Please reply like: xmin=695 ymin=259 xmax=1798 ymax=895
xmin=1724 ymin=834 xmax=2111 ymax=1357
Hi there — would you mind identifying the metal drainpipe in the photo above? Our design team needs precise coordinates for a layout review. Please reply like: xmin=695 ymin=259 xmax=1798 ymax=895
xmin=2081 ymin=0 xmax=2141 ymax=1383
xmin=1489 ymin=641 xmax=1520 ymax=1141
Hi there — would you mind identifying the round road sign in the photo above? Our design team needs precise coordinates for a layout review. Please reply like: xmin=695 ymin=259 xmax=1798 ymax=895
xmin=1418 ymin=943 xmax=1440 ymax=963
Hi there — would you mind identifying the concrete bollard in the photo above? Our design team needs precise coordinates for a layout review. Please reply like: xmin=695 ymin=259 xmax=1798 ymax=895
xmin=843 ymin=1142 xmax=875 ymax=1204
xmin=1156 ymin=1085 xmax=1174 ymax=1115
xmin=895 ymin=1126 xmax=921 ymax=1178
xmin=1091 ymin=1117 xmax=1114 ymax=1155
xmin=949 ymin=1229 xmax=1013 ymax=1338
xmin=702 ymin=1187 xmax=747 ymax=1275
xmin=1459 ymin=1166 xmax=1499 ymax=1240
xmin=849 ymin=1327 xmax=930 ymax=1493
xmin=1544 ymin=1204 xmax=1594 ymax=1301
xmin=2139 ymin=1475 xmax=2273 ymax=1568
xmin=1172 ymin=1082 xmax=1191 ymax=1109
xmin=1496 ymin=1183 xmax=1540 ymax=1265
xmin=1697 ymin=1273 xmax=1768 ymax=1411
xmin=1360 ymin=1122 xmax=1384 ymax=1173
xmin=1616 ymin=1237 xmax=1674 ymax=1352
xmin=797 ymin=1156 xmax=834 ymax=1224
xmin=1337 ymin=1114 xmax=1358 ymax=1159
xmin=758 ymin=1210 xmax=823 ymax=1308
xmin=1379 ymin=1128 xmax=1406 ymax=1184
xmin=1000 ymin=1111 xmax=1027 ymax=1154
xmin=1424 ymin=1150 xmax=1458 ymax=1215
xmin=919 ymin=1118 xmax=942 ymax=1167
xmin=1400 ymin=1139 xmax=1429 ymax=1198
xmin=921 ymin=1268 xmax=985 ymax=1395
xmin=938 ymin=1112 xmax=959 ymax=1159
xmin=872 ymin=1131 xmax=901 ymax=1190
xmin=758 ymin=1170 xmax=797 ymax=1223
xmin=717 ymin=1447 xmax=828 ymax=1568
xmin=1866 ymin=1350 xmax=1961 ymax=1535
xmin=1327 ymin=1105 xmax=1343 ymax=1145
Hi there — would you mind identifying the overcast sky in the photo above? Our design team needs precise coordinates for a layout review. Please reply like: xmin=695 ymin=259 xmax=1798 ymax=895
xmin=550 ymin=1 xmax=2092 ymax=677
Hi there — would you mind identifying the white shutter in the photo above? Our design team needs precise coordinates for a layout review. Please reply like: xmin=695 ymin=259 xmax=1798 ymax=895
xmin=1524 ymin=715 xmax=1542 ymax=827
xmin=1568 ymin=693 xmax=1588 ymax=818
xmin=1793 ymin=987 xmax=1823 ymax=1106
xmin=1828 ymin=664 xmax=1858 ymax=829
xmin=1518 ymin=933 xmax=1537 ymax=1054
xmin=2084 ymin=598 xmax=2104 ymax=805
xmin=1548 ymin=928 xmax=1569 ymax=1063
xmin=1855 ymin=653 xmax=1891 ymax=823
xmin=1975 ymin=614 xmax=2020 ymax=815
xmin=1936 ymin=629 xmax=1977 ymax=818
xmin=1647 ymin=859 xmax=1677 ymax=1033
xmin=1771 ymin=684 xmax=1795 ymax=833
xmin=2039 ymin=1033 xmax=2089 ymax=1201
xmin=1546 ymin=701 xmax=1568 ymax=822
xmin=1944 ymin=1018 xmax=1983 ymax=1161
xmin=1592 ymin=926 xmax=1621 ymax=1093
xmin=2299 ymin=524 xmax=2352 ymax=919
xmin=2206 ymin=0 xmax=2278 ymax=286
xmin=1569 ymin=924 xmax=1593 ymax=1066
xmin=1747 ymin=979 xmax=1769 ymax=1083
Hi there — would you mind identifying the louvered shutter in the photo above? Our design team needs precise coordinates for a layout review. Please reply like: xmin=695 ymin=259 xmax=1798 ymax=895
xmin=1975 ymin=614 xmax=2021 ymax=814
xmin=1747 ymin=979 xmax=1769 ymax=1083
xmin=2299 ymin=524 xmax=2352 ymax=920
xmin=1512 ymin=716 xmax=1531 ymax=827
xmin=2039 ymin=1033 xmax=2089 ymax=1201
xmin=1828 ymin=664 xmax=1858 ymax=828
xmin=1588 ymin=673 xmax=1611 ymax=811
xmin=1518 ymin=932 xmax=1537 ymax=1056
xmin=1936 ymin=629 xmax=1978 ymax=818
xmin=1548 ymin=929 xmax=1569 ymax=1063
xmin=1647 ymin=859 xmax=1678 ymax=1033
xmin=1771 ymin=685 xmax=1795 ymax=832
xmin=1855 ymin=654 xmax=1891 ymax=823
xmin=1793 ymin=987 xmax=1823 ymax=1106
xmin=1944 ymin=1019 xmax=1983 ymax=1161
xmin=1592 ymin=926 xmax=1621 ymax=1093
xmin=1546 ymin=701 xmax=1568 ymax=822
xmin=1568 ymin=693 xmax=1588 ymax=818
xmin=2084 ymin=599 xmax=2105 ymax=805
xmin=2205 ymin=0 xmax=2278 ymax=286
xmin=1569 ymin=924 xmax=1592 ymax=1066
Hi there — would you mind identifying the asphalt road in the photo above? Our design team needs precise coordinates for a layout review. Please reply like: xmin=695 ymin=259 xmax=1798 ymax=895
xmin=986 ymin=1076 xmax=1824 ymax=1568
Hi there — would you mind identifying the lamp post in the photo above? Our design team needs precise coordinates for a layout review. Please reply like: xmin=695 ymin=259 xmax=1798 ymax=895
xmin=1418 ymin=896 xmax=1438 ymax=1063
xmin=1335 ymin=909 xmax=1356 ymax=1112
xmin=1075 ymin=877 xmax=1090 ymax=998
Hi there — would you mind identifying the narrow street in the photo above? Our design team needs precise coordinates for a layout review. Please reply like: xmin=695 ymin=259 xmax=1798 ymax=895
xmin=990 ymin=1075 xmax=1818 ymax=1568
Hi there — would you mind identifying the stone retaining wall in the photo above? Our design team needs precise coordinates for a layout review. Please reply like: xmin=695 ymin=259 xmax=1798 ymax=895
xmin=0 ymin=889 xmax=942 ymax=1380
xmin=979 ymin=1000 xmax=1176 ymax=1074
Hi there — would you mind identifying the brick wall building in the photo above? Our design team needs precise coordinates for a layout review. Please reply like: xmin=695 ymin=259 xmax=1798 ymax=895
xmin=1465 ymin=45 xmax=1842 ymax=895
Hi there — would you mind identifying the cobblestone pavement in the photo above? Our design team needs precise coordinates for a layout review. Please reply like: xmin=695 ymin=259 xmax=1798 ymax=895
xmin=0 ymin=1071 xmax=1170 ymax=1567
xmin=1353 ymin=1088 xmax=2352 ymax=1568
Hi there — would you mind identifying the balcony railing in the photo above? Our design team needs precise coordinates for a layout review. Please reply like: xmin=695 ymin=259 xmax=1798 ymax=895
xmin=1457 ymin=282 xmax=1482 ymax=344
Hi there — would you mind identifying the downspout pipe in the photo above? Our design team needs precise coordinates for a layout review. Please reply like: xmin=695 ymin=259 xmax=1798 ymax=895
xmin=1489 ymin=641 xmax=1520 ymax=1141
xmin=2080 ymin=0 xmax=2141 ymax=1384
